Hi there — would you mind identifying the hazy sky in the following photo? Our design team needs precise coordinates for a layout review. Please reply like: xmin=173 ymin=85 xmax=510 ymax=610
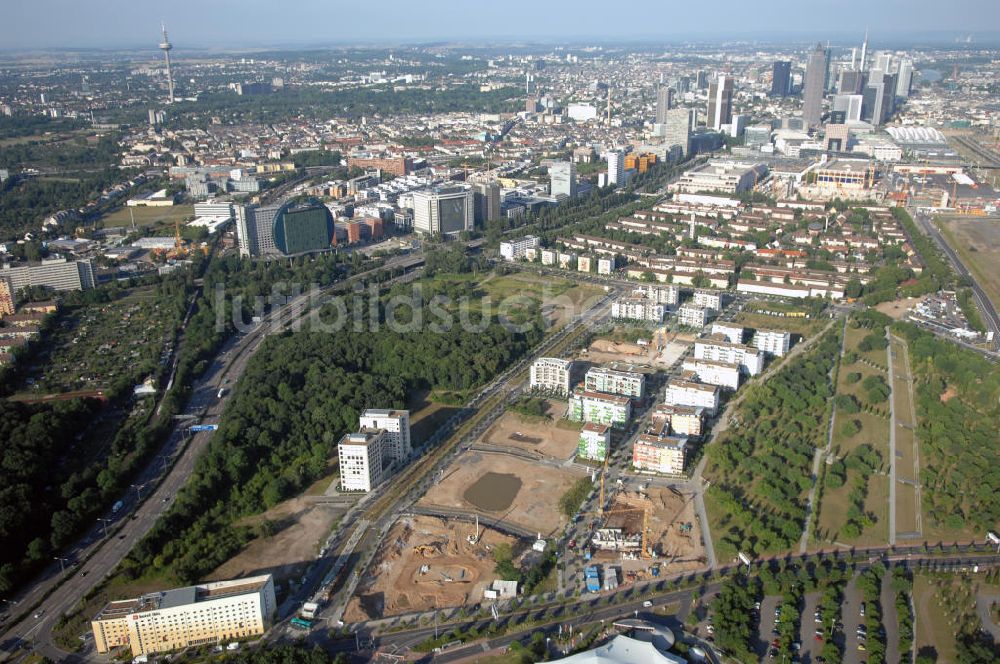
xmin=3 ymin=0 xmax=999 ymax=50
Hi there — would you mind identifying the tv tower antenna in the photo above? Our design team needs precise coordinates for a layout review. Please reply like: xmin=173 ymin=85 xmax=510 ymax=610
xmin=159 ymin=23 xmax=175 ymax=104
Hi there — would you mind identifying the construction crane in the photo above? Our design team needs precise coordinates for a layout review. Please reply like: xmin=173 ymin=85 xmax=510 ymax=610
xmin=579 ymin=505 xmax=653 ymax=559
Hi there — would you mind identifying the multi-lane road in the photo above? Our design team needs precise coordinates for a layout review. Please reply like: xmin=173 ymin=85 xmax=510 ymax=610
xmin=910 ymin=208 xmax=1000 ymax=349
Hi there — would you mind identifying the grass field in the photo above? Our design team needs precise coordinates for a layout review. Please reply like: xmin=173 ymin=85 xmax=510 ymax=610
xmin=100 ymin=204 xmax=195 ymax=230
xmin=913 ymin=575 xmax=959 ymax=664
xmin=936 ymin=216 xmax=1000 ymax=314
xmin=816 ymin=324 xmax=891 ymax=547
xmin=734 ymin=310 xmax=825 ymax=339
xmin=889 ymin=335 xmax=921 ymax=538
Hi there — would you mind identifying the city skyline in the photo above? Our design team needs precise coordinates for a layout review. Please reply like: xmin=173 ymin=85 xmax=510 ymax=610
xmin=2 ymin=0 xmax=1000 ymax=50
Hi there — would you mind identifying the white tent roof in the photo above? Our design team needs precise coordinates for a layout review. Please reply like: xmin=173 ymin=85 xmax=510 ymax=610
xmin=551 ymin=634 xmax=687 ymax=664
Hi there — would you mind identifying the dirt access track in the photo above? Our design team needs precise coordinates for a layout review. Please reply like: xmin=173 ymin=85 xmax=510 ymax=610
xmin=419 ymin=450 xmax=586 ymax=537
xmin=482 ymin=399 xmax=581 ymax=460
xmin=343 ymin=515 xmax=517 ymax=621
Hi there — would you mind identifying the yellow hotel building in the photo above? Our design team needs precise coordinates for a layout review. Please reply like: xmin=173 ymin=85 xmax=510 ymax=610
xmin=91 ymin=575 xmax=276 ymax=657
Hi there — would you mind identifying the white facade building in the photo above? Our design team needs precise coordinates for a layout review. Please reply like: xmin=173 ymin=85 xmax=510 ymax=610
xmin=752 ymin=329 xmax=792 ymax=357
xmin=682 ymin=359 xmax=741 ymax=391
xmin=694 ymin=339 xmax=764 ymax=376
xmin=500 ymin=235 xmax=541 ymax=262
xmin=567 ymin=388 xmax=632 ymax=427
xmin=530 ymin=357 xmax=573 ymax=395
xmin=664 ymin=378 xmax=721 ymax=416
xmin=338 ymin=430 xmax=387 ymax=492
xmin=578 ymin=422 xmax=612 ymax=461
xmin=692 ymin=289 xmax=725 ymax=311
xmin=412 ymin=186 xmax=475 ymax=235
xmin=584 ymin=367 xmax=646 ymax=400
xmin=677 ymin=303 xmax=711 ymax=328
xmin=92 ymin=575 xmax=277 ymax=658
xmin=612 ymin=297 xmax=666 ymax=323
xmin=710 ymin=322 xmax=746 ymax=344
xmin=359 ymin=409 xmax=411 ymax=461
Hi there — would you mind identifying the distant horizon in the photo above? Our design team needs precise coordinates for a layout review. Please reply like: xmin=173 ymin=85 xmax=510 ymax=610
xmin=3 ymin=0 xmax=1000 ymax=51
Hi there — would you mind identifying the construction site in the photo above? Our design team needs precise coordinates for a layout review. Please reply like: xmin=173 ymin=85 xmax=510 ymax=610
xmin=418 ymin=450 xmax=586 ymax=537
xmin=580 ymin=329 xmax=692 ymax=370
xmin=342 ymin=515 xmax=518 ymax=621
xmin=587 ymin=485 xmax=706 ymax=577
xmin=481 ymin=399 xmax=581 ymax=460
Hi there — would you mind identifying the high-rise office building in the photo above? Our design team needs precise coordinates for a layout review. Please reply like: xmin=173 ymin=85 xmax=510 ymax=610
xmin=771 ymin=61 xmax=792 ymax=97
xmin=549 ymin=161 xmax=578 ymax=198
xmin=896 ymin=59 xmax=913 ymax=98
xmin=862 ymin=73 xmax=896 ymax=126
xmin=473 ymin=181 xmax=501 ymax=224
xmin=412 ymin=186 xmax=475 ymax=235
xmin=664 ymin=108 xmax=693 ymax=157
xmin=655 ymin=85 xmax=674 ymax=123
xmin=696 ymin=71 xmax=708 ymax=89
xmin=802 ymin=43 xmax=829 ymax=127
xmin=707 ymin=75 xmax=733 ymax=130
xmin=338 ymin=430 xmax=387 ymax=492
xmin=833 ymin=94 xmax=864 ymax=122
xmin=358 ymin=409 xmax=411 ymax=462
xmin=859 ymin=28 xmax=870 ymax=72
xmin=235 ymin=200 xmax=334 ymax=258
xmin=874 ymin=51 xmax=893 ymax=74
xmin=606 ymin=150 xmax=625 ymax=185
xmin=838 ymin=69 xmax=865 ymax=95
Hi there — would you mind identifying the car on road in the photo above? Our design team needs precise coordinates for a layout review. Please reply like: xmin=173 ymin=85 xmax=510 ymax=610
xmin=859 ymin=602 xmax=866 ymax=617
xmin=34 ymin=610 xmax=44 ymax=618
xmin=643 ymin=601 xmax=653 ymax=608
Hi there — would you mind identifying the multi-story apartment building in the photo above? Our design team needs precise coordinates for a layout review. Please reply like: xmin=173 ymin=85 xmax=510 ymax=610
xmin=92 ymin=575 xmax=277 ymax=657
xmin=677 ymin=303 xmax=711 ymax=328
xmin=694 ymin=338 xmax=764 ymax=376
xmin=567 ymin=388 xmax=632 ymax=428
xmin=338 ymin=429 xmax=387 ymax=492
xmin=358 ymin=409 xmax=411 ymax=462
xmin=682 ymin=359 xmax=741 ymax=391
xmin=500 ymin=235 xmax=541 ymax=262
xmin=642 ymin=285 xmax=680 ymax=307
xmin=692 ymin=289 xmax=725 ymax=311
xmin=664 ymin=378 xmax=720 ymax=416
xmin=611 ymin=296 xmax=666 ymax=323
xmin=752 ymin=329 xmax=792 ymax=357
xmin=710 ymin=322 xmax=745 ymax=344
xmin=530 ymin=357 xmax=573 ymax=395
xmin=578 ymin=422 xmax=611 ymax=462
xmin=632 ymin=433 xmax=688 ymax=475
xmin=584 ymin=367 xmax=646 ymax=400
xmin=0 ymin=257 xmax=96 ymax=293
xmin=651 ymin=404 xmax=705 ymax=438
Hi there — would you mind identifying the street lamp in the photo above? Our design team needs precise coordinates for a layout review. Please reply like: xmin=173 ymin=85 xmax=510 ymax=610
xmin=131 ymin=483 xmax=146 ymax=501
xmin=53 ymin=556 xmax=69 ymax=573
xmin=97 ymin=518 xmax=112 ymax=538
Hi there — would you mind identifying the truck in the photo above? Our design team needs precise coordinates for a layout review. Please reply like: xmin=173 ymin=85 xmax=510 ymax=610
xmin=217 ymin=387 xmax=227 ymax=399
xmin=585 ymin=566 xmax=601 ymax=593
xmin=112 ymin=500 xmax=124 ymax=514
xmin=300 ymin=601 xmax=319 ymax=620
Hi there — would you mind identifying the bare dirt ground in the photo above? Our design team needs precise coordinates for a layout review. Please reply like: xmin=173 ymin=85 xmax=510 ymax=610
xmin=206 ymin=496 xmax=344 ymax=594
xmin=581 ymin=331 xmax=690 ymax=370
xmin=875 ymin=296 xmax=926 ymax=320
xmin=419 ymin=450 xmax=585 ymax=537
xmin=482 ymin=400 xmax=580 ymax=460
xmin=343 ymin=515 xmax=517 ymax=621
xmin=591 ymin=486 xmax=706 ymax=574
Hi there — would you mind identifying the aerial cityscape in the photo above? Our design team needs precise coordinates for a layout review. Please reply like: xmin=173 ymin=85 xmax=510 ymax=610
xmin=2 ymin=2 xmax=1000 ymax=664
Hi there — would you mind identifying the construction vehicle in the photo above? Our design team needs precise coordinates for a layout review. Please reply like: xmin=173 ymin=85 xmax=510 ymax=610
xmin=413 ymin=544 xmax=438 ymax=556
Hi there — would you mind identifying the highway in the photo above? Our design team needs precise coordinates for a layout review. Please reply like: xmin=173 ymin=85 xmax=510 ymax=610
xmin=910 ymin=208 xmax=1000 ymax=350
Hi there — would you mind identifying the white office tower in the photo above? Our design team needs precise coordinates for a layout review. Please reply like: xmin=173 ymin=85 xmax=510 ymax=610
xmin=833 ymin=94 xmax=864 ymax=122
xmin=605 ymin=150 xmax=625 ymax=185
xmin=707 ymin=75 xmax=733 ymax=130
xmin=359 ymin=409 xmax=411 ymax=461
xmin=338 ymin=430 xmax=387 ymax=492
xmin=411 ymin=185 xmax=475 ymax=235
xmin=896 ymin=59 xmax=913 ymax=98
xmin=550 ymin=161 xmax=578 ymax=198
